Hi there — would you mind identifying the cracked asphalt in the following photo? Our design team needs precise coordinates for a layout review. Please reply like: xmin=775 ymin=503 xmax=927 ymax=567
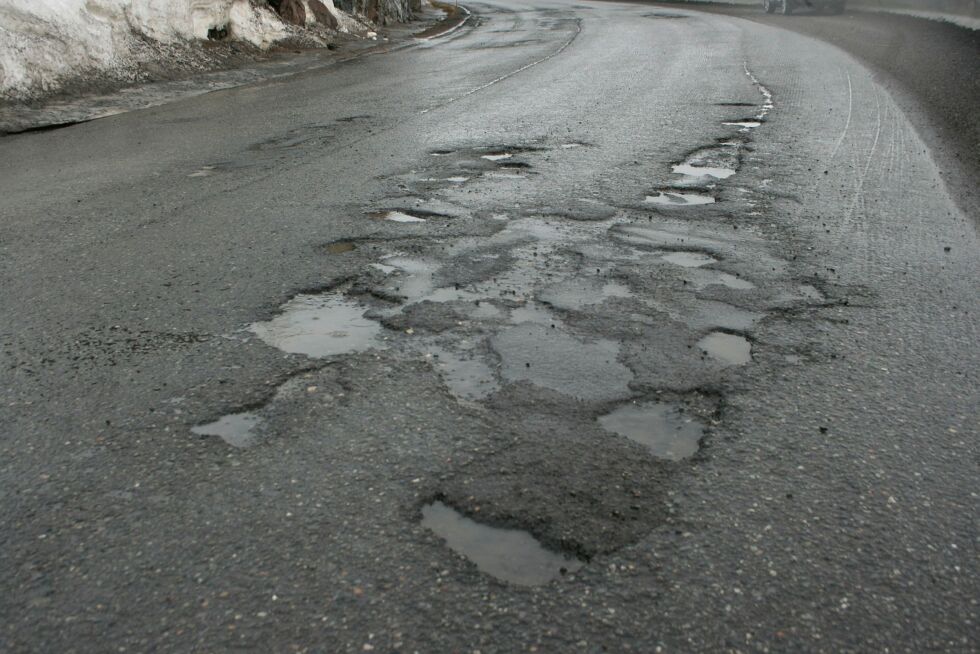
xmin=0 ymin=1 xmax=977 ymax=651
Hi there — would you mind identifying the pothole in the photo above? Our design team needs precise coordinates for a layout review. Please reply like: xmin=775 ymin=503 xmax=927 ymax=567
xmin=688 ymin=270 xmax=755 ymax=290
xmin=325 ymin=241 xmax=357 ymax=254
xmin=425 ymin=345 xmax=499 ymax=401
xmin=188 ymin=165 xmax=216 ymax=178
xmin=421 ymin=501 xmax=583 ymax=586
xmin=539 ymin=278 xmax=633 ymax=311
xmin=370 ymin=210 xmax=428 ymax=223
xmin=248 ymin=293 xmax=383 ymax=358
xmin=671 ymin=163 xmax=736 ymax=180
xmin=661 ymin=251 xmax=717 ymax=268
xmin=697 ymin=331 xmax=752 ymax=366
xmin=723 ymin=121 xmax=762 ymax=130
xmin=191 ymin=411 xmax=263 ymax=448
xmin=492 ymin=324 xmax=633 ymax=401
xmin=645 ymin=191 xmax=716 ymax=206
xmin=597 ymin=402 xmax=704 ymax=460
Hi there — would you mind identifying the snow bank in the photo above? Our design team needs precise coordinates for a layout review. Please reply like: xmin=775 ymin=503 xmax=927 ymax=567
xmin=0 ymin=0 xmax=388 ymax=101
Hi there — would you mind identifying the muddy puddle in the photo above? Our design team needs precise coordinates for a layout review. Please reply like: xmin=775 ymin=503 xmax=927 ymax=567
xmin=598 ymin=402 xmax=704 ymax=460
xmin=421 ymin=501 xmax=582 ymax=586
xmin=325 ymin=241 xmax=357 ymax=254
xmin=191 ymin=411 xmax=263 ymax=448
xmin=645 ymin=191 xmax=716 ymax=206
xmin=697 ymin=331 xmax=752 ymax=366
xmin=248 ymin=293 xmax=383 ymax=357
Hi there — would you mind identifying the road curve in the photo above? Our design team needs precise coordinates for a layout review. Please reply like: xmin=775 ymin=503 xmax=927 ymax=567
xmin=0 ymin=1 xmax=976 ymax=652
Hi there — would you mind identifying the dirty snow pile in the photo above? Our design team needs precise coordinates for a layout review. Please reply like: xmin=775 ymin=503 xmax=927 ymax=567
xmin=0 ymin=0 xmax=375 ymax=101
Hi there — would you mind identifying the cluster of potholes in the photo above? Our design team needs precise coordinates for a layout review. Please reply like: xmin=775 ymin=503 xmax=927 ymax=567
xmin=192 ymin=66 xmax=833 ymax=586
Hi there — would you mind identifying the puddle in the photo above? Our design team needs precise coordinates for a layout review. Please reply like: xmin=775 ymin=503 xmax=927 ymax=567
xmin=560 ymin=142 xmax=587 ymax=149
xmin=688 ymin=270 xmax=756 ymax=290
xmin=325 ymin=241 xmax=357 ymax=254
xmin=697 ymin=331 xmax=752 ymax=366
xmin=248 ymin=293 xmax=383 ymax=358
xmin=445 ymin=176 xmax=470 ymax=183
xmin=539 ymin=278 xmax=633 ymax=311
xmin=661 ymin=251 xmax=717 ymax=268
xmin=380 ymin=211 xmax=427 ymax=223
xmin=421 ymin=501 xmax=582 ymax=586
xmin=723 ymin=121 xmax=761 ymax=129
xmin=509 ymin=302 xmax=564 ymax=327
xmin=612 ymin=226 xmax=724 ymax=252
xmin=672 ymin=164 xmax=736 ymax=180
xmin=188 ymin=165 xmax=216 ymax=178
xmin=645 ymin=191 xmax=716 ymax=206
xmin=370 ymin=263 xmax=396 ymax=274
xmin=427 ymin=346 xmax=499 ymax=401
xmin=481 ymin=153 xmax=513 ymax=162
xmin=598 ymin=402 xmax=704 ymax=460
xmin=191 ymin=411 xmax=262 ymax=448
xmin=492 ymin=324 xmax=633 ymax=400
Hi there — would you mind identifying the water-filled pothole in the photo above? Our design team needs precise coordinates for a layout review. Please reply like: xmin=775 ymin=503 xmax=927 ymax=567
xmin=697 ymin=331 xmax=752 ymax=366
xmin=689 ymin=270 xmax=756 ymax=290
xmin=481 ymin=153 xmax=513 ymax=162
xmin=426 ymin=345 xmax=498 ymax=401
xmin=662 ymin=251 xmax=717 ymax=268
xmin=723 ymin=121 xmax=761 ymax=129
xmin=248 ymin=293 xmax=382 ymax=357
xmin=645 ymin=191 xmax=716 ymax=206
xmin=421 ymin=501 xmax=583 ymax=586
xmin=598 ymin=402 xmax=704 ymax=460
xmin=325 ymin=241 xmax=357 ymax=254
xmin=492 ymin=324 xmax=633 ymax=401
xmin=370 ymin=210 xmax=427 ymax=223
xmin=191 ymin=411 xmax=263 ymax=448
xmin=539 ymin=278 xmax=633 ymax=311
xmin=671 ymin=164 xmax=736 ymax=180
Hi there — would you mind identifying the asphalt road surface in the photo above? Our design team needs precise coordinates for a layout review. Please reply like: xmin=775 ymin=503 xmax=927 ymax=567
xmin=1 ymin=1 xmax=977 ymax=651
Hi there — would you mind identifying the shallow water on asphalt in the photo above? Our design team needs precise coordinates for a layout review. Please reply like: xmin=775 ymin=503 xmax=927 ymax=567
xmin=697 ymin=331 xmax=752 ymax=365
xmin=191 ymin=412 xmax=263 ymax=448
xmin=492 ymin=324 xmax=632 ymax=400
xmin=662 ymin=251 xmax=718 ymax=267
xmin=248 ymin=294 xmax=382 ymax=357
xmin=598 ymin=402 xmax=704 ymax=460
xmin=645 ymin=191 xmax=716 ymax=206
xmin=426 ymin=345 xmax=499 ymax=401
xmin=538 ymin=277 xmax=633 ymax=310
xmin=672 ymin=163 xmax=736 ymax=180
xmin=688 ymin=270 xmax=756 ymax=290
xmin=421 ymin=501 xmax=582 ymax=586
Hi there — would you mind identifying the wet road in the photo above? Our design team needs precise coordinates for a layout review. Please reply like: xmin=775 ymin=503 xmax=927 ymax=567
xmin=1 ymin=1 xmax=978 ymax=651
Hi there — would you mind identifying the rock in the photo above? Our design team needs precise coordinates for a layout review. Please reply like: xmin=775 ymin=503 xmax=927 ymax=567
xmin=269 ymin=0 xmax=306 ymax=26
xmin=309 ymin=0 xmax=339 ymax=29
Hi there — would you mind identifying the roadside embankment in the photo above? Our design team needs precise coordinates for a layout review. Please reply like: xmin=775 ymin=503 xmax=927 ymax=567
xmin=0 ymin=0 xmax=421 ymax=103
